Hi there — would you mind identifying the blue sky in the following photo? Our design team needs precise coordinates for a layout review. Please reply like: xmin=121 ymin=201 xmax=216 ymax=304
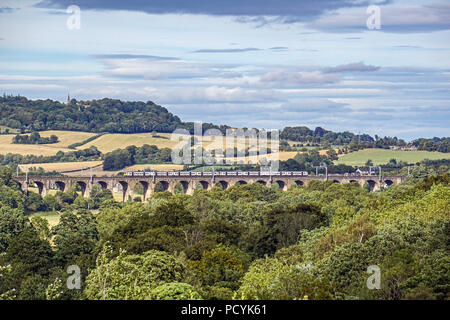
xmin=0 ymin=0 xmax=449 ymax=140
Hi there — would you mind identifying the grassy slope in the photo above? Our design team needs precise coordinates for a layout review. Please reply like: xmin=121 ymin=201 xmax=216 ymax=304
xmin=29 ymin=211 xmax=61 ymax=228
xmin=335 ymin=149 xmax=450 ymax=166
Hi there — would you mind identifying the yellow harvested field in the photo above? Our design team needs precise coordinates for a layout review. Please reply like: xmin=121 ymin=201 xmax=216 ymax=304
xmin=0 ymin=130 xmax=289 ymax=157
xmin=0 ymin=130 xmax=97 ymax=156
xmin=20 ymin=161 xmax=103 ymax=173
xmin=122 ymin=164 xmax=184 ymax=172
xmin=280 ymin=151 xmax=301 ymax=160
xmin=79 ymin=133 xmax=179 ymax=153
xmin=221 ymin=151 xmax=299 ymax=164
xmin=91 ymin=164 xmax=184 ymax=176
xmin=220 ymin=149 xmax=332 ymax=164
xmin=87 ymin=163 xmax=184 ymax=176
xmin=33 ymin=162 xmax=185 ymax=176
xmin=0 ymin=134 xmax=73 ymax=156
xmin=0 ymin=130 xmax=321 ymax=165
xmin=80 ymin=132 xmax=282 ymax=153
xmin=39 ymin=130 xmax=97 ymax=148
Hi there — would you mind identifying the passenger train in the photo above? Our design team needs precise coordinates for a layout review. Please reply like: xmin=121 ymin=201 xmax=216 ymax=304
xmin=123 ymin=171 xmax=309 ymax=177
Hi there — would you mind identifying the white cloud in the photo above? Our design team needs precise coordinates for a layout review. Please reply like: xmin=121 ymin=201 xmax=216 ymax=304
xmin=259 ymin=71 xmax=341 ymax=87
xmin=324 ymin=61 xmax=380 ymax=73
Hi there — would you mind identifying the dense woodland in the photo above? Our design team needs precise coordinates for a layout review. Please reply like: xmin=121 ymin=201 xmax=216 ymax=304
xmin=281 ymin=126 xmax=374 ymax=145
xmin=0 ymin=164 xmax=448 ymax=300
xmin=0 ymin=95 xmax=182 ymax=133
xmin=0 ymin=95 xmax=227 ymax=135
xmin=280 ymin=126 xmax=412 ymax=149
xmin=103 ymin=145 xmax=172 ymax=171
xmin=412 ymin=137 xmax=450 ymax=153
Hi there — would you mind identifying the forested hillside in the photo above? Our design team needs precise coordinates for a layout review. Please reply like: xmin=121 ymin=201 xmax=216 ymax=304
xmin=0 ymin=95 xmax=183 ymax=133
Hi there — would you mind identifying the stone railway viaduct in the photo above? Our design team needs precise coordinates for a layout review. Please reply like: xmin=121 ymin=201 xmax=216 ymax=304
xmin=13 ymin=174 xmax=405 ymax=202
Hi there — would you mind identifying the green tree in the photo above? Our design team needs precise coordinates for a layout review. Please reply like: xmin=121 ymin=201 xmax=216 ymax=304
xmin=187 ymin=246 xmax=246 ymax=291
xmin=85 ymin=249 xmax=186 ymax=300
xmin=30 ymin=216 xmax=51 ymax=241
xmin=150 ymin=282 xmax=202 ymax=300
xmin=0 ymin=206 xmax=28 ymax=251
xmin=0 ymin=229 xmax=53 ymax=297
xmin=52 ymin=210 xmax=99 ymax=267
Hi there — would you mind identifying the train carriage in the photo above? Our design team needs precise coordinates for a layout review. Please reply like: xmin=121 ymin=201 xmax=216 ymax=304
xmin=124 ymin=170 xmax=309 ymax=178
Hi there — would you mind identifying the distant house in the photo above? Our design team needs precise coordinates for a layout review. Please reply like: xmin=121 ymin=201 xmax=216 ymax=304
xmin=389 ymin=145 xmax=418 ymax=151
xmin=356 ymin=168 xmax=369 ymax=175
xmin=356 ymin=167 xmax=376 ymax=175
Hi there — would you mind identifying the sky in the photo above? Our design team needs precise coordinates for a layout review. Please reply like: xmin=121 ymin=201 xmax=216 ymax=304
xmin=0 ymin=0 xmax=449 ymax=140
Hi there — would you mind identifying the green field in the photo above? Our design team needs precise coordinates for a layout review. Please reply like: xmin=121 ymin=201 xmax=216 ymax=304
xmin=29 ymin=211 xmax=62 ymax=228
xmin=335 ymin=149 xmax=450 ymax=166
